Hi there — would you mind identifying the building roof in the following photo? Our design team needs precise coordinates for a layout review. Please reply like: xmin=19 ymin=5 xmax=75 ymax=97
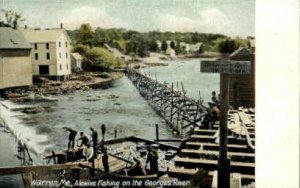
xmin=0 ymin=27 xmax=31 ymax=49
xmin=20 ymin=28 xmax=71 ymax=43
xmin=71 ymin=53 xmax=83 ymax=60
xmin=230 ymin=47 xmax=252 ymax=58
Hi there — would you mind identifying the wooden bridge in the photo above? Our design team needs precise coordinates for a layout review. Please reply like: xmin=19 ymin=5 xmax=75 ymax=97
xmin=126 ymin=68 xmax=207 ymax=135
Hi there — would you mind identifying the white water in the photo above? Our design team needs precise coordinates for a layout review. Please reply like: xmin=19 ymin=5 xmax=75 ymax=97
xmin=0 ymin=100 xmax=53 ymax=157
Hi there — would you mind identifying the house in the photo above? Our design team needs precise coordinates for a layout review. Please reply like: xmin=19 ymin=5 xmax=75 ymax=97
xmin=20 ymin=25 xmax=71 ymax=80
xmin=166 ymin=47 xmax=176 ymax=57
xmin=0 ymin=27 xmax=32 ymax=90
xmin=179 ymin=42 xmax=202 ymax=54
xmin=71 ymin=53 xmax=83 ymax=70
xmin=227 ymin=47 xmax=255 ymax=108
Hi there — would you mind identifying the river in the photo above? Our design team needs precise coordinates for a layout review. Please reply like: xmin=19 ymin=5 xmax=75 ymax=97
xmin=0 ymin=58 xmax=219 ymax=187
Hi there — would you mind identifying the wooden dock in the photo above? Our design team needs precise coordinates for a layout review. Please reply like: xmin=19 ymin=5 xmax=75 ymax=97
xmin=168 ymin=113 xmax=255 ymax=186
xmin=126 ymin=68 xmax=207 ymax=135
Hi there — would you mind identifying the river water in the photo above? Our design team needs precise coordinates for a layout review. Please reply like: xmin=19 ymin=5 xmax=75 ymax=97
xmin=0 ymin=58 xmax=219 ymax=187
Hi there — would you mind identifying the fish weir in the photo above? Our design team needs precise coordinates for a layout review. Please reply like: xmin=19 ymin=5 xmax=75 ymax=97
xmin=126 ymin=68 xmax=208 ymax=135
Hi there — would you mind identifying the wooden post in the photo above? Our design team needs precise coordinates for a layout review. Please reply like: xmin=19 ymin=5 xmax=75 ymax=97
xmin=155 ymin=124 xmax=159 ymax=141
xmin=218 ymin=74 xmax=230 ymax=188
xmin=200 ymin=59 xmax=251 ymax=188
xmin=114 ymin=128 xmax=117 ymax=139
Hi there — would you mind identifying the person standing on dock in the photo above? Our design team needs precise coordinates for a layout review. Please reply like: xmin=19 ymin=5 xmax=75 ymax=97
xmin=90 ymin=127 xmax=99 ymax=154
xmin=146 ymin=146 xmax=159 ymax=174
xmin=102 ymin=147 xmax=109 ymax=172
xmin=64 ymin=127 xmax=77 ymax=150
xmin=77 ymin=132 xmax=90 ymax=147
xmin=101 ymin=124 xmax=106 ymax=141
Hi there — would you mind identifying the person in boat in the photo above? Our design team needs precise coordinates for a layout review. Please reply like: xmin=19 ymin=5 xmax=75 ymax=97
xmin=101 ymin=124 xmax=106 ymax=140
xmin=128 ymin=157 xmax=146 ymax=176
xmin=146 ymin=146 xmax=159 ymax=174
xmin=102 ymin=147 xmax=109 ymax=172
xmin=77 ymin=132 xmax=90 ymax=147
xmin=64 ymin=127 xmax=77 ymax=150
xmin=90 ymin=127 xmax=99 ymax=155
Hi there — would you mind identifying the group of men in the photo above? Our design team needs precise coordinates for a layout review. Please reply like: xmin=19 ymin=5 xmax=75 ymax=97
xmin=64 ymin=124 xmax=106 ymax=151
xmin=64 ymin=124 xmax=109 ymax=172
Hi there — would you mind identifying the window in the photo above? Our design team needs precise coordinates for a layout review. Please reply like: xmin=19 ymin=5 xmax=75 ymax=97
xmin=59 ymin=42 xmax=61 ymax=47
xmin=46 ymin=52 xmax=50 ymax=60
xmin=59 ymin=52 xmax=61 ymax=59
xmin=34 ymin=43 xmax=38 ymax=50
xmin=46 ymin=43 xmax=49 ymax=50
xmin=35 ymin=53 xmax=38 ymax=60
xmin=66 ymin=64 xmax=69 ymax=70
xmin=65 ymin=41 xmax=68 ymax=47
xmin=59 ymin=64 xmax=62 ymax=71
xmin=66 ymin=53 xmax=68 ymax=59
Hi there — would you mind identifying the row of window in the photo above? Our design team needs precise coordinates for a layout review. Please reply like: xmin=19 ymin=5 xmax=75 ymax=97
xmin=34 ymin=41 xmax=68 ymax=50
xmin=34 ymin=52 xmax=68 ymax=60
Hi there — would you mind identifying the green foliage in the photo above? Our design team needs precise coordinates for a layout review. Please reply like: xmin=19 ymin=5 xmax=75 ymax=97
xmin=148 ymin=40 xmax=159 ymax=52
xmin=170 ymin=40 xmax=175 ymax=49
xmin=86 ymin=47 xmax=123 ymax=70
xmin=69 ymin=23 xmax=248 ymax=58
xmin=161 ymin=40 xmax=168 ymax=52
xmin=175 ymin=43 xmax=186 ymax=55
xmin=216 ymin=39 xmax=238 ymax=54
xmin=72 ymin=44 xmax=90 ymax=55
xmin=76 ymin=24 xmax=94 ymax=46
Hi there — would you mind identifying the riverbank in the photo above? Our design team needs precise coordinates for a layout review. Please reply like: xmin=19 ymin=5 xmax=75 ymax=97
xmin=3 ymin=71 xmax=124 ymax=102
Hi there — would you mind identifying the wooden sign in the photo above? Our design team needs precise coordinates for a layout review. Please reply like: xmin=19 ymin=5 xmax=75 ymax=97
xmin=201 ymin=60 xmax=251 ymax=74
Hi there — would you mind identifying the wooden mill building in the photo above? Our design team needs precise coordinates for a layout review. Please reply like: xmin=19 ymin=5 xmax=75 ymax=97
xmin=0 ymin=27 xmax=32 ymax=90
xmin=227 ymin=47 xmax=255 ymax=108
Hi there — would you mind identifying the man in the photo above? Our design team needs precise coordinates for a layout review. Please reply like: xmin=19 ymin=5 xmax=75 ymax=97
xmin=101 ymin=124 xmax=106 ymax=140
xmin=77 ymin=132 xmax=89 ymax=147
xmin=90 ymin=127 xmax=99 ymax=153
xmin=146 ymin=146 xmax=159 ymax=174
xmin=102 ymin=147 xmax=109 ymax=172
xmin=64 ymin=127 xmax=77 ymax=150
xmin=128 ymin=157 xmax=146 ymax=176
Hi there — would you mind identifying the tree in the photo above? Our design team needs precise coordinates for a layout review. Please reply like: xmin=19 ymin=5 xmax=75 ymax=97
xmin=138 ymin=39 xmax=149 ymax=57
xmin=86 ymin=47 xmax=120 ymax=70
xmin=77 ymin=24 xmax=94 ymax=46
xmin=1 ymin=9 xmax=25 ymax=27
xmin=198 ymin=44 xmax=205 ymax=54
xmin=148 ymin=40 xmax=158 ymax=52
xmin=170 ymin=40 xmax=176 ymax=49
xmin=215 ymin=38 xmax=238 ymax=54
xmin=175 ymin=43 xmax=186 ymax=55
xmin=72 ymin=44 xmax=90 ymax=55
xmin=161 ymin=40 xmax=168 ymax=52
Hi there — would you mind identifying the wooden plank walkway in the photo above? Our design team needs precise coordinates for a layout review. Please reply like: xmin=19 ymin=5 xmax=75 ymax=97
xmin=0 ymin=155 xmax=130 ymax=176
xmin=174 ymin=157 xmax=254 ymax=174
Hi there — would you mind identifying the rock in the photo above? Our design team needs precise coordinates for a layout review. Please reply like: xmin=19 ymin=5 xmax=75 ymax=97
xmin=99 ymin=72 xmax=110 ymax=79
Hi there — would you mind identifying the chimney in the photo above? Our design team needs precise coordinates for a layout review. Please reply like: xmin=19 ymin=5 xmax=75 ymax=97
xmin=60 ymin=23 xmax=63 ymax=29
xmin=25 ymin=25 xmax=27 ymax=29
xmin=13 ymin=20 xmax=18 ymax=30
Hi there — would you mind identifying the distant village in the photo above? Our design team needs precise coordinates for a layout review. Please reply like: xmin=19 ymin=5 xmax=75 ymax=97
xmin=0 ymin=19 xmax=255 ymax=100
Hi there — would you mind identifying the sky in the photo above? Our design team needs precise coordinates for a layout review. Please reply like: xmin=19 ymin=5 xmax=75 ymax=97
xmin=0 ymin=0 xmax=255 ymax=37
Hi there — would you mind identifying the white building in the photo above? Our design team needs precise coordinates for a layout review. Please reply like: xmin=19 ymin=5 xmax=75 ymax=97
xmin=71 ymin=53 xmax=83 ymax=70
xmin=20 ymin=26 xmax=71 ymax=80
